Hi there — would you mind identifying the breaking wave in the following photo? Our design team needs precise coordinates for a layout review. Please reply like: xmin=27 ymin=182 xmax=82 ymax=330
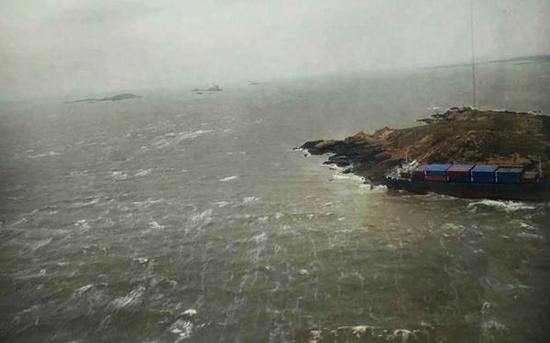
xmin=151 ymin=129 xmax=213 ymax=149
xmin=110 ymin=286 xmax=145 ymax=309
xmin=467 ymin=200 xmax=536 ymax=212
xmin=219 ymin=175 xmax=239 ymax=182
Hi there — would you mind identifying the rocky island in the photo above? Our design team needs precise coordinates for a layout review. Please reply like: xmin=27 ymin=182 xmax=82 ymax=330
xmin=192 ymin=84 xmax=223 ymax=94
xmin=66 ymin=93 xmax=141 ymax=103
xmin=300 ymin=107 xmax=550 ymax=184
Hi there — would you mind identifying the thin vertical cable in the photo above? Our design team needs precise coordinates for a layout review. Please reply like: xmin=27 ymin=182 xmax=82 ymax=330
xmin=470 ymin=0 xmax=477 ymax=108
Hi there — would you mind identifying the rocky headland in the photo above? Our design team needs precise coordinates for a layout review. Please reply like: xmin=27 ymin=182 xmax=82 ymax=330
xmin=300 ymin=107 xmax=550 ymax=183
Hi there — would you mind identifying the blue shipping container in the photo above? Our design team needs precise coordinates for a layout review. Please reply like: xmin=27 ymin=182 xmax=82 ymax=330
xmin=448 ymin=164 xmax=475 ymax=183
xmin=471 ymin=165 xmax=498 ymax=183
xmin=496 ymin=167 xmax=523 ymax=184
xmin=425 ymin=164 xmax=452 ymax=177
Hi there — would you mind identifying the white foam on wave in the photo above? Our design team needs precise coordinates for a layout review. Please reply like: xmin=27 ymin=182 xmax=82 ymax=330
xmin=18 ymin=268 xmax=47 ymax=280
xmin=481 ymin=318 xmax=508 ymax=332
xmin=467 ymin=200 xmax=536 ymax=212
xmin=75 ymin=219 xmax=91 ymax=230
xmin=350 ymin=326 xmax=372 ymax=335
xmin=169 ymin=318 xmax=193 ymax=340
xmin=323 ymin=163 xmax=343 ymax=171
xmin=359 ymin=184 xmax=387 ymax=193
xmin=243 ymin=196 xmax=261 ymax=204
xmin=132 ymin=198 xmax=164 ymax=209
xmin=419 ymin=192 xmax=460 ymax=201
xmin=324 ymin=166 xmax=388 ymax=194
xmin=183 ymin=308 xmax=197 ymax=317
xmin=152 ymin=129 xmax=213 ymax=149
xmin=219 ymin=175 xmax=238 ymax=182
xmin=135 ymin=168 xmax=152 ymax=177
xmin=11 ymin=217 xmax=29 ymax=226
xmin=294 ymin=148 xmax=311 ymax=157
xmin=148 ymin=221 xmax=164 ymax=230
xmin=331 ymin=173 xmax=364 ymax=183
xmin=110 ymin=286 xmax=145 ymax=309
xmin=517 ymin=232 xmax=544 ymax=240
xmin=214 ymin=201 xmax=231 ymax=208
xmin=133 ymin=257 xmax=149 ymax=264
xmin=191 ymin=209 xmax=213 ymax=224
xmin=111 ymin=171 xmax=129 ymax=180
xmin=28 ymin=151 xmax=61 ymax=158
xmin=519 ymin=222 xmax=536 ymax=231
xmin=252 ymin=232 xmax=267 ymax=243
xmin=298 ymin=269 xmax=310 ymax=276
xmin=391 ymin=329 xmax=413 ymax=341
xmin=74 ymin=284 xmax=93 ymax=296
xmin=308 ymin=329 xmax=322 ymax=343
xmin=30 ymin=238 xmax=52 ymax=251
xmin=71 ymin=196 xmax=102 ymax=208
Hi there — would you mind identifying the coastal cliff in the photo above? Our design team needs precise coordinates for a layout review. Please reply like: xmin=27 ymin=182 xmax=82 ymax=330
xmin=300 ymin=108 xmax=550 ymax=182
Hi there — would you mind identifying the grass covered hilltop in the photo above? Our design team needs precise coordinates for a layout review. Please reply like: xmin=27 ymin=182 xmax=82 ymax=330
xmin=300 ymin=107 xmax=550 ymax=182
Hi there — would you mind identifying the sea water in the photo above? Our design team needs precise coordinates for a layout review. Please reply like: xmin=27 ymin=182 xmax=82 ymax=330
xmin=1 ymin=61 xmax=550 ymax=342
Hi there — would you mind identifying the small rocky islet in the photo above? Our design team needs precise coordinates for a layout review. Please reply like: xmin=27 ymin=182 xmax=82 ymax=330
xmin=300 ymin=107 xmax=550 ymax=183
xmin=192 ymin=84 xmax=223 ymax=94
xmin=66 ymin=93 xmax=141 ymax=103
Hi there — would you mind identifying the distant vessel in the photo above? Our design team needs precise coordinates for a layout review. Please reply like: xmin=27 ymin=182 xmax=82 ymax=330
xmin=384 ymin=162 xmax=550 ymax=201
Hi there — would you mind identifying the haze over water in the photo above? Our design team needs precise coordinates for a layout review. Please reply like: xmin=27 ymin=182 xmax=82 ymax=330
xmin=1 ymin=60 xmax=550 ymax=342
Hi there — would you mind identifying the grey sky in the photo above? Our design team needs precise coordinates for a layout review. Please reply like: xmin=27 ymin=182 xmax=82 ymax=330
xmin=1 ymin=0 xmax=550 ymax=98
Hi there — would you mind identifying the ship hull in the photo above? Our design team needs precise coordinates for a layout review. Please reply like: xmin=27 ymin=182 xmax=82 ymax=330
xmin=384 ymin=178 xmax=550 ymax=201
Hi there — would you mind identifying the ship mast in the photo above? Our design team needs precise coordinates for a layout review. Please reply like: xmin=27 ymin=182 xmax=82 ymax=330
xmin=470 ymin=0 xmax=477 ymax=108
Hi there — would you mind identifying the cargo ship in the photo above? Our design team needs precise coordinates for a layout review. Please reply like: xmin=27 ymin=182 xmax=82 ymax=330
xmin=384 ymin=162 xmax=550 ymax=201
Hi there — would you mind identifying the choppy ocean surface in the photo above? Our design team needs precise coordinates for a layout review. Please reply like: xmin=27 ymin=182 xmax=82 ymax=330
xmin=1 ymin=61 xmax=550 ymax=342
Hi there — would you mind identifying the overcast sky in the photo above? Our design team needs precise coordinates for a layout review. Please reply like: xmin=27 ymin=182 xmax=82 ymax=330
xmin=1 ymin=0 xmax=550 ymax=98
